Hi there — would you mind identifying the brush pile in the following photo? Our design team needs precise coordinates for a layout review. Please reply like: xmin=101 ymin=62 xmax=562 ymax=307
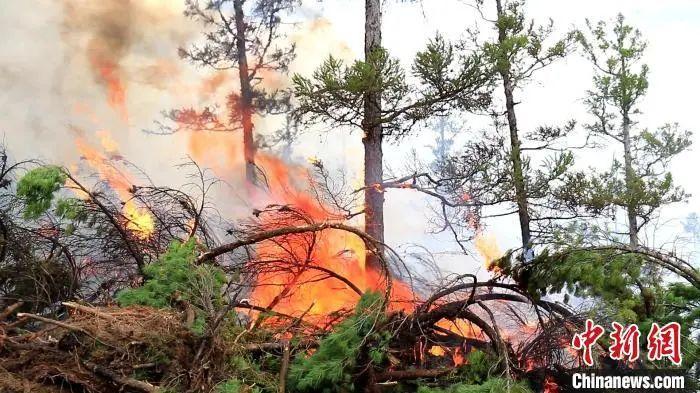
xmin=0 ymin=302 xmax=203 ymax=392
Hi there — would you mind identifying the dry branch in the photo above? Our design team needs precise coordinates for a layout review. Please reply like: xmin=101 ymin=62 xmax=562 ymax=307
xmin=16 ymin=312 xmax=93 ymax=337
xmin=279 ymin=339 xmax=291 ymax=393
xmin=62 ymin=302 xmax=117 ymax=321
xmin=0 ymin=301 xmax=23 ymax=321
xmin=81 ymin=360 xmax=159 ymax=393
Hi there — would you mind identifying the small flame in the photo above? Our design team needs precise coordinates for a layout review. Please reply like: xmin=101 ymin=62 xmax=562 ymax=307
xmin=429 ymin=346 xmax=446 ymax=357
xmin=123 ymin=200 xmax=155 ymax=239
xmin=475 ymin=232 xmax=501 ymax=272
xmin=452 ymin=347 xmax=465 ymax=366
xmin=89 ymin=57 xmax=128 ymax=122
xmin=543 ymin=376 xmax=559 ymax=393
xmin=74 ymin=134 xmax=154 ymax=239
xmin=96 ymin=130 xmax=119 ymax=155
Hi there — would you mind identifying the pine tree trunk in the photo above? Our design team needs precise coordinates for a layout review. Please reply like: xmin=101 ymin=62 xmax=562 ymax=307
xmin=363 ymin=0 xmax=385 ymax=271
xmin=621 ymin=110 xmax=639 ymax=248
xmin=495 ymin=0 xmax=532 ymax=255
xmin=233 ymin=0 xmax=257 ymax=184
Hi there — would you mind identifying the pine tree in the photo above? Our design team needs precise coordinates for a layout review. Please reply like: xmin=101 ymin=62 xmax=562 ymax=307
xmin=577 ymin=14 xmax=692 ymax=248
xmin=427 ymin=0 xmax=576 ymax=257
xmin=292 ymin=2 xmax=492 ymax=269
xmin=173 ymin=0 xmax=298 ymax=183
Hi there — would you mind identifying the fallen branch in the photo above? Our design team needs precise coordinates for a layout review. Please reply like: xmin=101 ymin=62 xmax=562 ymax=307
xmin=0 ymin=301 xmax=23 ymax=321
xmin=16 ymin=312 xmax=92 ymax=337
xmin=62 ymin=302 xmax=117 ymax=321
xmin=81 ymin=360 xmax=159 ymax=393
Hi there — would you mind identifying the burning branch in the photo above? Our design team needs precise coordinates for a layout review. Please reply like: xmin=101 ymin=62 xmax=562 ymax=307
xmin=197 ymin=221 xmax=393 ymax=302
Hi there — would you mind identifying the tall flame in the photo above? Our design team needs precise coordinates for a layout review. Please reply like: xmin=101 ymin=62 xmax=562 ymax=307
xmin=248 ymin=154 xmax=415 ymax=321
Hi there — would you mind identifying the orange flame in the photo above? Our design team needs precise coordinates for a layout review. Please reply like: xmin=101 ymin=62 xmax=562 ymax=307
xmin=89 ymin=56 xmax=128 ymax=122
xmin=249 ymin=154 xmax=415 ymax=321
xmin=74 ymin=134 xmax=154 ymax=239
xmin=452 ymin=347 xmax=466 ymax=366
xmin=543 ymin=376 xmax=559 ymax=393
xmin=429 ymin=346 xmax=446 ymax=357
xmin=475 ymin=232 xmax=501 ymax=272
xmin=123 ymin=200 xmax=155 ymax=239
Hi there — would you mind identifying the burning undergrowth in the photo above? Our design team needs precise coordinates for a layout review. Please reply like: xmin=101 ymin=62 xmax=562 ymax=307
xmin=0 ymin=137 xmax=587 ymax=392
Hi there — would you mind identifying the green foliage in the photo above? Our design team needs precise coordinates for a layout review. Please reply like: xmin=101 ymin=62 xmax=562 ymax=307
xmin=502 ymin=247 xmax=654 ymax=322
xmin=416 ymin=377 xmax=533 ymax=393
xmin=288 ymin=291 xmax=387 ymax=392
xmin=292 ymin=48 xmax=408 ymax=135
xmin=293 ymin=38 xmax=491 ymax=138
xmin=16 ymin=165 xmax=66 ymax=219
xmin=576 ymin=14 xmax=691 ymax=222
xmin=482 ymin=0 xmax=574 ymax=83
xmin=55 ymin=198 xmax=85 ymax=221
xmin=501 ymin=244 xmax=700 ymax=367
xmin=645 ymin=283 xmax=700 ymax=368
xmin=456 ymin=350 xmax=497 ymax=386
xmin=117 ymin=239 xmax=225 ymax=309
xmin=214 ymin=378 xmax=261 ymax=393
xmin=578 ymin=14 xmax=649 ymax=116
xmin=223 ymin=354 xmax=279 ymax=393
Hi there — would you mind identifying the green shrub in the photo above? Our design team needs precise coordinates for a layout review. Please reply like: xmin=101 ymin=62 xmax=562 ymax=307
xmin=117 ymin=239 xmax=225 ymax=309
xmin=214 ymin=378 xmax=262 ymax=393
xmin=457 ymin=350 xmax=497 ymax=385
xmin=17 ymin=165 xmax=66 ymax=219
xmin=288 ymin=291 xmax=386 ymax=392
xmin=417 ymin=378 xmax=533 ymax=393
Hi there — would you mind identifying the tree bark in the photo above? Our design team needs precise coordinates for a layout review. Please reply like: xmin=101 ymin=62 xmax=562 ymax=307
xmin=363 ymin=0 xmax=385 ymax=271
xmin=233 ymin=0 xmax=257 ymax=184
xmin=621 ymin=110 xmax=639 ymax=248
xmin=495 ymin=0 xmax=532 ymax=255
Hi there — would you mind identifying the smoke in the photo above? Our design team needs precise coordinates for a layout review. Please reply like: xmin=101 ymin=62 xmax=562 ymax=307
xmin=0 ymin=0 xmax=361 ymax=221
xmin=59 ymin=0 xmax=195 ymax=121
xmin=0 ymin=1 xmax=199 ymax=176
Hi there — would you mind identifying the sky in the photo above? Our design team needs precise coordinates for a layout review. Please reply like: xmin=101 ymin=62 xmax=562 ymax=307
xmin=0 ymin=0 xmax=698 ymax=276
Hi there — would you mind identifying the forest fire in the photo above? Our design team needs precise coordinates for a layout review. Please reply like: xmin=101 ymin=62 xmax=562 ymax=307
xmin=475 ymin=232 xmax=502 ymax=272
xmin=1 ymin=1 xmax=693 ymax=392
xmin=74 ymin=135 xmax=154 ymax=239
xmin=247 ymin=154 xmax=416 ymax=320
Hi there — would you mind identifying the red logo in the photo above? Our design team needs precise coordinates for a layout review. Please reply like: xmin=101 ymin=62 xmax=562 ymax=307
xmin=571 ymin=319 xmax=605 ymax=366
xmin=609 ymin=322 xmax=640 ymax=362
xmin=571 ymin=320 xmax=683 ymax=366
xmin=647 ymin=322 xmax=682 ymax=365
